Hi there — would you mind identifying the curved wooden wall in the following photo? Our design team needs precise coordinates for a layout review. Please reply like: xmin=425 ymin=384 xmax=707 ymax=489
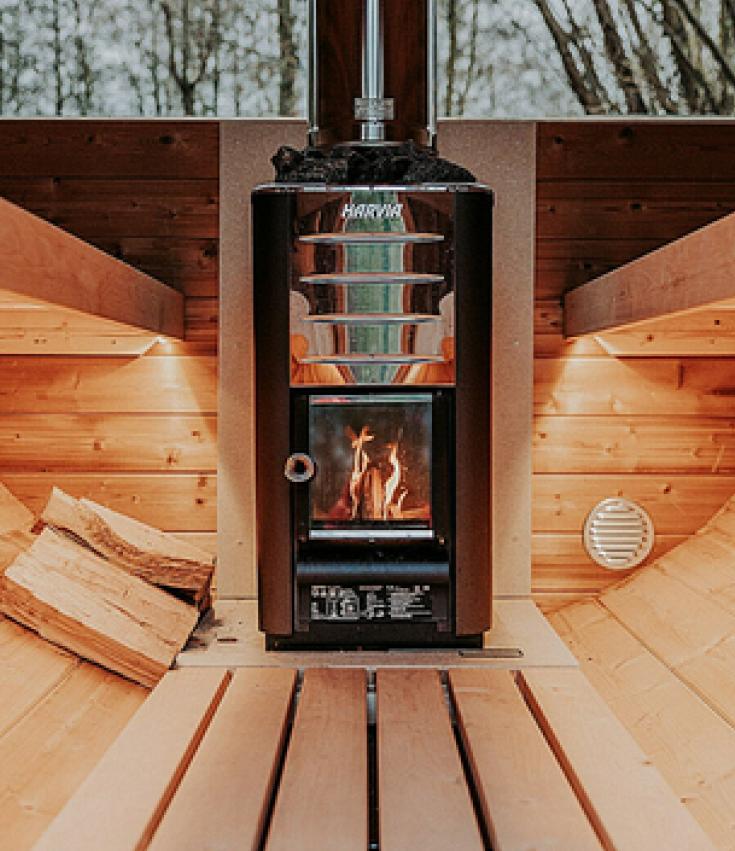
xmin=0 ymin=121 xmax=218 ymax=552
xmin=535 ymin=121 xmax=735 ymax=610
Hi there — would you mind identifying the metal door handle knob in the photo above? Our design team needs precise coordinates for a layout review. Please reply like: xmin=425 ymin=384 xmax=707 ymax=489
xmin=284 ymin=453 xmax=316 ymax=483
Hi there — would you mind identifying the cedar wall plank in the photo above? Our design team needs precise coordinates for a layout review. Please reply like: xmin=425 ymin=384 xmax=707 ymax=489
xmin=534 ymin=122 xmax=735 ymax=605
xmin=0 ymin=122 xmax=219 ymax=555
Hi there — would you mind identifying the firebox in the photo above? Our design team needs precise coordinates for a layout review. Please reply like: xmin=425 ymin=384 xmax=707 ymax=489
xmin=253 ymin=0 xmax=492 ymax=649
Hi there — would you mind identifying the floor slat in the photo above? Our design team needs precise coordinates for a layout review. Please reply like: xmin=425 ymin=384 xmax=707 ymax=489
xmin=449 ymin=668 xmax=601 ymax=850
xmin=33 ymin=667 xmax=230 ymax=851
xmin=519 ymin=667 xmax=716 ymax=851
xmin=377 ymin=669 xmax=483 ymax=851
xmin=149 ymin=668 xmax=297 ymax=851
xmin=265 ymin=668 xmax=367 ymax=851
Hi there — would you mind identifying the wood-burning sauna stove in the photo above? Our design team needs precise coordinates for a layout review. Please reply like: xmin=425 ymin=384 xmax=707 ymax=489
xmin=253 ymin=0 xmax=492 ymax=649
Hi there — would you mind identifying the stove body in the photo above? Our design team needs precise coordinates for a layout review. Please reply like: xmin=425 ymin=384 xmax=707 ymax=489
xmin=254 ymin=183 xmax=492 ymax=648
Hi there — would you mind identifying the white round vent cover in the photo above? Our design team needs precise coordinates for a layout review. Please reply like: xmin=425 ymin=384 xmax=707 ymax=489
xmin=583 ymin=498 xmax=654 ymax=570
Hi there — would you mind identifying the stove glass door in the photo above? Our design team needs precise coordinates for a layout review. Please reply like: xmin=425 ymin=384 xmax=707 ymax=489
xmin=308 ymin=393 xmax=433 ymax=540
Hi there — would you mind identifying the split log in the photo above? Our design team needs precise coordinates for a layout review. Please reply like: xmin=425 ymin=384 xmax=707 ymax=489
xmin=0 ymin=483 xmax=33 ymax=534
xmin=41 ymin=487 xmax=214 ymax=609
xmin=0 ymin=527 xmax=198 ymax=688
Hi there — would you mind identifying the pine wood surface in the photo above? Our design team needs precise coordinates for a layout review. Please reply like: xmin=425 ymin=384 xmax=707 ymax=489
xmin=0 ymin=528 xmax=198 ymax=687
xmin=0 ymin=482 xmax=33 ymax=533
xmin=0 ymin=121 xmax=218 ymax=561
xmin=533 ymin=474 xmax=735 ymax=533
xmin=0 ymin=414 xmax=216 ymax=472
xmin=3 ymin=474 xmax=216 ymax=532
xmin=519 ymin=667 xmax=716 ymax=851
xmin=0 ymin=615 xmax=78 ymax=740
xmin=450 ymin=669 xmax=600 ymax=850
xmin=551 ymin=601 xmax=735 ymax=849
xmin=534 ymin=137 xmax=735 ymax=602
xmin=0 ymin=662 xmax=145 ymax=851
xmin=377 ymin=669 xmax=483 ymax=851
xmin=0 ymin=355 xmax=216 ymax=414
xmin=565 ymin=212 xmax=735 ymax=337
xmin=0 ymin=196 xmax=184 ymax=338
xmin=266 ymin=668 xmax=368 ymax=851
xmin=149 ymin=668 xmax=296 ymax=851
xmin=535 ymin=417 xmax=735 ymax=474
xmin=33 ymin=667 xmax=229 ymax=851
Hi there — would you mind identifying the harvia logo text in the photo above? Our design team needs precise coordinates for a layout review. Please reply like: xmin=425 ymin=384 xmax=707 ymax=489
xmin=341 ymin=202 xmax=404 ymax=220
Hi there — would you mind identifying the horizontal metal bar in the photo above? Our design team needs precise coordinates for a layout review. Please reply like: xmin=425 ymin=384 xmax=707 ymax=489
xmin=303 ymin=313 xmax=440 ymax=326
xmin=297 ymin=561 xmax=447 ymax=583
xmin=309 ymin=529 xmax=434 ymax=541
xmin=300 ymin=272 xmax=444 ymax=286
xmin=300 ymin=353 xmax=444 ymax=365
xmin=298 ymin=232 xmax=444 ymax=245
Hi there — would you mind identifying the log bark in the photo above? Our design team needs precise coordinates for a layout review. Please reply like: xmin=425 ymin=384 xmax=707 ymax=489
xmin=41 ymin=487 xmax=214 ymax=609
xmin=0 ymin=527 xmax=198 ymax=688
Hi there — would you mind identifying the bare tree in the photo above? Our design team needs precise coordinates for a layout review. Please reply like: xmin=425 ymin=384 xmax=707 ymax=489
xmin=160 ymin=0 xmax=218 ymax=114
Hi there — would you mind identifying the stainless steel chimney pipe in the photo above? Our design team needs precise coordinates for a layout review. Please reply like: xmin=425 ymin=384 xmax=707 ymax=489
xmin=361 ymin=0 xmax=385 ymax=141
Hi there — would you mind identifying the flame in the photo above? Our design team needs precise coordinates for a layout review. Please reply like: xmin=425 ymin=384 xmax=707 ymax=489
xmin=345 ymin=426 xmax=408 ymax=521
xmin=383 ymin=444 xmax=402 ymax=519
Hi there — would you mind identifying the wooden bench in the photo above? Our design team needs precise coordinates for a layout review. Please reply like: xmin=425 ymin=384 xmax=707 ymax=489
xmin=550 ymin=492 xmax=735 ymax=850
xmin=34 ymin=665 xmax=713 ymax=851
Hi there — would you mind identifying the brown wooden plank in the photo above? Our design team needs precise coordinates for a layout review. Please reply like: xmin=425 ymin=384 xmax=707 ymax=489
xmin=0 ymin=177 xmax=218 ymax=238
xmin=0 ymin=662 xmax=146 ymax=851
xmin=534 ymin=415 xmax=735 ymax=474
xmin=0 ymin=121 xmax=219 ymax=179
xmin=34 ymin=667 xmax=230 ymax=851
xmin=532 ymin=474 xmax=735 ymax=534
xmin=377 ymin=669 xmax=482 ymax=851
xmin=92 ymin=236 xmax=218 ymax=297
xmin=0 ymin=482 xmax=33 ymax=533
xmin=601 ymin=535 xmax=735 ymax=729
xmin=531 ymin=533 xmax=685 ymax=594
xmin=597 ymin=323 xmax=735 ymax=357
xmin=184 ymin=297 xmax=218 ymax=344
xmin=0 ymin=414 xmax=216 ymax=472
xmin=149 ymin=668 xmax=296 ymax=851
xmin=565 ymin=212 xmax=735 ymax=337
xmin=266 ymin=668 xmax=367 ymax=851
xmin=519 ymin=667 xmax=716 ymax=851
xmin=537 ymin=122 xmax=735 ymax=182
xmin=0 ymin=528 xmax=199 ymax=687
xmin=551 ymin=601 xmax=735 ymax=849
xmin=3 ymin=473 xmax=216 ymax=532
xmin=0 ymin=615 xmax=78 ymax=740
xmin=0 ymin=354 xmax=217 ymax=414
xmin=449 ymin=669 xmax=600 ymax=850
xmin=538 ymin=188 xmax=735 ymax=241
xmin=0 ymin=198 xmax=184 ymax=337
xmin=535 ymin=357 xmax=735 ymax=416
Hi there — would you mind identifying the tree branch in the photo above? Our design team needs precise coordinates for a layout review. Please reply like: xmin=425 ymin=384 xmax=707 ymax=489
xmin=591 ymin=0 xmax=647 ymax=112
xmin=533 ymin=0 xmax=608 ymax=114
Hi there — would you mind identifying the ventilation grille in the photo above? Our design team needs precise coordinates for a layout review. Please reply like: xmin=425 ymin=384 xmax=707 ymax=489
xmin=583 ymin=498 xmax=654 ymax=570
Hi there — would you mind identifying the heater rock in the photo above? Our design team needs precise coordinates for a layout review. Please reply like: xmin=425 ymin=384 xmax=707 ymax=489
xmin=272 ymin=140 xmax=476 ymax=185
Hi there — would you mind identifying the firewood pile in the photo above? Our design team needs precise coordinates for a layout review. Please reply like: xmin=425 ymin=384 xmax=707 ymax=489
xmin=0 ymin=483 xmax=214 ymax=688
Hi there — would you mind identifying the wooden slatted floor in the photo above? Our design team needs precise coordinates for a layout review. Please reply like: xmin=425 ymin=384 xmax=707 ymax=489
xmin=34 ymin=665 xmax=713 ymax=851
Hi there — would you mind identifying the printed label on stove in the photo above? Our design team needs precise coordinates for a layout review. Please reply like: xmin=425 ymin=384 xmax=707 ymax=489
xmin=310 ymin=584 xmax=433 ymax=622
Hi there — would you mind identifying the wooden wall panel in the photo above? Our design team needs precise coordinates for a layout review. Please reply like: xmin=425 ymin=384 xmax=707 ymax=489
xmin=535 ymin=121 xmax=735 ymax=609
xmin=0 ymin=121 xmax=218 ymax=545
